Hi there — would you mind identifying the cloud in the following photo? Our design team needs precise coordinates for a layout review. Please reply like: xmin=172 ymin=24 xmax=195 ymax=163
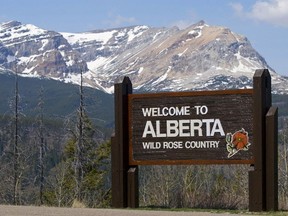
xmin=230 ymin=2 xmax=244 ymax=16
xmin=0 ymin=15 xmax=9 ymax=23
xmin=104 ymin=14 xmax=137 ymax=28
xmin=170 ymin=20 xmax=193 ymax=29
xmin=231 ymin=0 xmax=288 ymax=28
xmin=169 ymin=10 xmax=198 ymax=29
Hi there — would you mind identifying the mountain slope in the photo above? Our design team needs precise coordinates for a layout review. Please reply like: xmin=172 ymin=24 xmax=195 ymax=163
xmin=0 ymin=71 xmax=114 ymax=127
xmin=1 ymin=20 xmax=288 ymax=94
xmin=0 ymin=21 xmax=86 ymax=78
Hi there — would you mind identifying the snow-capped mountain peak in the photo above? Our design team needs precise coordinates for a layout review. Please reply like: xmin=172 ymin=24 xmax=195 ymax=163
xmin=1 ymin=20 xmax=288 ymax=94
xmin=0 ymin=20 xmax=86 ymax=79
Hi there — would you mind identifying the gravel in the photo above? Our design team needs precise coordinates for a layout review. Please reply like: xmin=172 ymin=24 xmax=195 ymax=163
xmin=0 ymin=205 xmax=256 ymax=216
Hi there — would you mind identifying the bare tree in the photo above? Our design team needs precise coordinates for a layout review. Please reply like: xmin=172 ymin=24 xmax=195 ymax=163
xmin=37 ymin=86 xmax=45 ymax=205
xmin=13 ymin=69 xmax=20 ymax=205
xmin=48 ymin=161 xmax=72 ymax=207
xmin=279 ymin=118 xmax=288 ymax=210
xmin=139 ymin=164 xmax=249 ymax=209
xmin=74 ymin=68 xmax=84 ymax=201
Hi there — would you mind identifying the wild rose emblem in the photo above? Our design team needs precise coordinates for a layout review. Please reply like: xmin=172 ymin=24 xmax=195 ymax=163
xmin=226 ymin=128 xmax=251 ymax=158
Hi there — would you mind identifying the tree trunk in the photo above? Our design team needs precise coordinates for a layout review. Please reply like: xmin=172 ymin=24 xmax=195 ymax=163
xmin=13 ymin=70 xmax=20 ymax=205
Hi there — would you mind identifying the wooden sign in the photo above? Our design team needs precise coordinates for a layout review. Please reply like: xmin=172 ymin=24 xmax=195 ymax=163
xmin=129 ymin=89 xmax=254 ymax=165
xmin=112 ymin=70 xmax=278 ymax=211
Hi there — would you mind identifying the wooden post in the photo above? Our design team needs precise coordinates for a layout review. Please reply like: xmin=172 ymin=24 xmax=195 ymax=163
xmin=266 ymin=106 xmax=278 ymax=211
xmin=128 ymin=167 xmax=139 ymax=208
xmin=249 ymin=69 xmax=271 ymax=211
xmin=111 ymin=136 xmax=121 ymax=207
xmin=112 ymin=77 xmax=139 ymax=208
xmin=111 ymin=77 xmax=132 ymax=208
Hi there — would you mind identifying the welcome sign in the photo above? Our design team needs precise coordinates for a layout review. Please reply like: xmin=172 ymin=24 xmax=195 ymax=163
xmin=128 ymin=89 xmax=254 ymax=165
xmin=113 ymin=71 xmax=278 ymax=211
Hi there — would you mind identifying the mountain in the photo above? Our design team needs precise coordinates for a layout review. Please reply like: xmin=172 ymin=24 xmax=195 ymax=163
xmin=1 ymin=20 xmax=288 ymax=94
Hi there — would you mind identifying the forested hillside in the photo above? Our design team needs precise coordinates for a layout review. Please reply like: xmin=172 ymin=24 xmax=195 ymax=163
xmin=0 ymin=72 xmax=113 ymax=206
xmin=0 ymin=72 xmax=114 ymax=127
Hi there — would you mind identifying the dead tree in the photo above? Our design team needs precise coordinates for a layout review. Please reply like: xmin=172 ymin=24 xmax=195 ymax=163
xmin=74 ymin=68 xmax=84 ymax=201
xmin=13 ymin=69 xmax=20 ymax=205
xmin=37 ymin=86 xmax=45 ymax=205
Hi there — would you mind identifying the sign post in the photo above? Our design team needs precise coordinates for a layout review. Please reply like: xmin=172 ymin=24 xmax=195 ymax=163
xmin=249 ymin=69 xmax=278 ymax=211
xmin=111 ymin=69 xmax=278 ymax=211
xmin=266 ymin=106 xmax=278 ymax=211
xmin=111 ymin=77 xmax=139 ymax=208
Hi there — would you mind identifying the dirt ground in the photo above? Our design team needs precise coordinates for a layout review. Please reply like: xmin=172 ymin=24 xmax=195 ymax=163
xmin=0 ymin=205 xmax=260 ymax=216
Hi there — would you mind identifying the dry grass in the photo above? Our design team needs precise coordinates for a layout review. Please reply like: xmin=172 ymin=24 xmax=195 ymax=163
xmin=71 ymin=199 xmax=86 ymax=208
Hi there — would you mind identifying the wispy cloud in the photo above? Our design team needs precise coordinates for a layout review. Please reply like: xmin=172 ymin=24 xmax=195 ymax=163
xmin=169 ymin=10 xmax=198 ymax=30
xmin=230 ymin=0 xmax=288 ymax=28
xmin=104 ymin=14 xmax=137 ymax=28
xmin=169 ymin=20 xmax=193 ymax=29
xmin=0 ymin=15 xmax=9 ymax=23
xmin=230 ymin=2 xmax=244 ymax=16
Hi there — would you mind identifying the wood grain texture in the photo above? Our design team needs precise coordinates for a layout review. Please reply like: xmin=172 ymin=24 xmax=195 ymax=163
xmin=128 ymin=89 xmax=254 ymax=165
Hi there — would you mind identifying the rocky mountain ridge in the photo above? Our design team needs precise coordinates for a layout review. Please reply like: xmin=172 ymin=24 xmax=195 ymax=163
xmin=1 ymin=20 xmax=288 ymax=94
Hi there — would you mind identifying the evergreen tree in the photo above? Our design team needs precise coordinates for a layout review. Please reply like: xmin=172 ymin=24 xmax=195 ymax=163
xmin=58 ymin=111 xmax=111 ymax=207
xmin=44 ymin=68 xmax=111 ymax=207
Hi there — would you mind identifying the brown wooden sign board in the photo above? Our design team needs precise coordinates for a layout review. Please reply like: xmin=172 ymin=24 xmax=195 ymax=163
xmin=128 ymin=89 xmax=254 ymax=165
xmin=112 ymin=70 xmax=278 ymax=211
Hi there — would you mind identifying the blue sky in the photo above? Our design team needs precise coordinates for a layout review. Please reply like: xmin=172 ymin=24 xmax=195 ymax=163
xmin=0 ymin=0 xmax=288 ymax=76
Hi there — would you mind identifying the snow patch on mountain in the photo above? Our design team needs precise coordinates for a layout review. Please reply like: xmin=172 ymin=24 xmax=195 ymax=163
xmin=0 ymin=21 xmax=47 ymax=45
xmin=61 ymin=31 xmax=117 ymax=45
